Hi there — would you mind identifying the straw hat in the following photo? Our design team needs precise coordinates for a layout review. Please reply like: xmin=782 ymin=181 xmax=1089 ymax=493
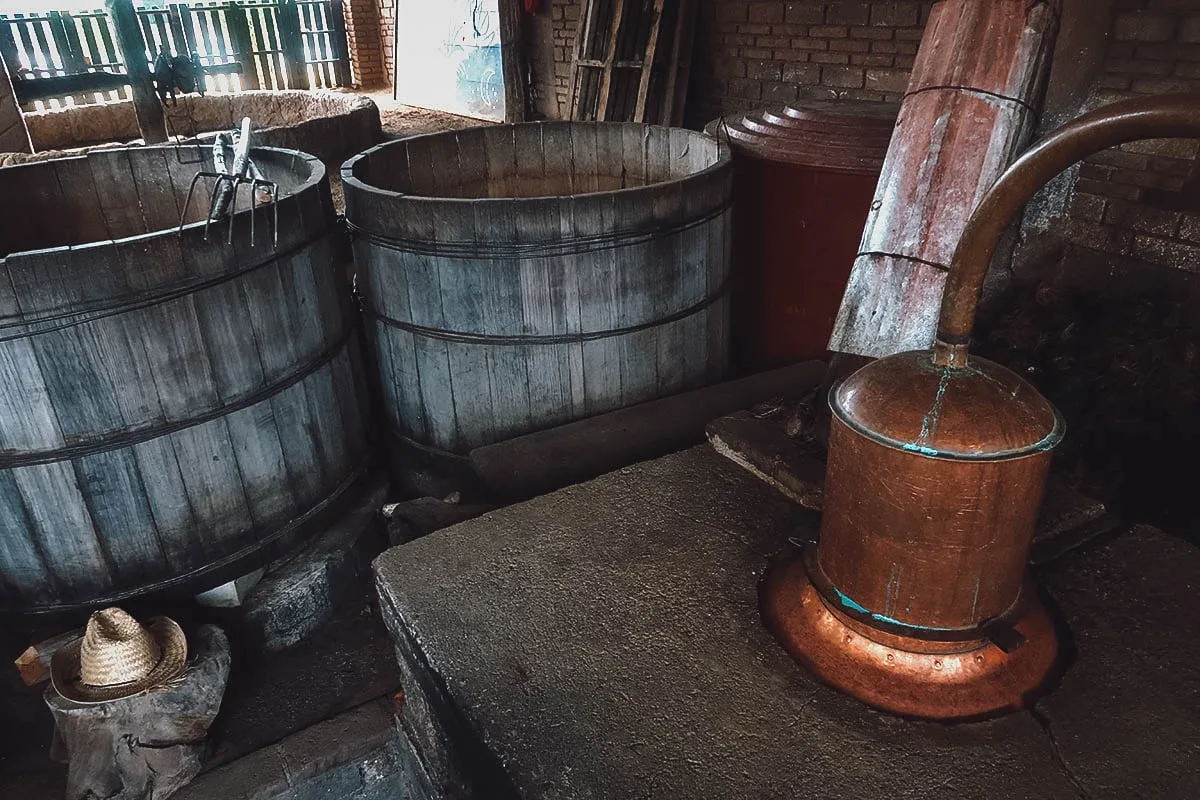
xmin=51 ymin=608 xmax=188 ymax=704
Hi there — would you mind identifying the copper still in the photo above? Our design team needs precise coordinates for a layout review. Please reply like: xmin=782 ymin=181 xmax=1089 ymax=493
xmin=705 ymin=103 xmax=896 ymax=371
xmin=763 ymin=93 xmax=1200 ymax=719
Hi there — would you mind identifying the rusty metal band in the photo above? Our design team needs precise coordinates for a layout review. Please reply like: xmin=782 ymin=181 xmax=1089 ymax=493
xmin=801 ymin=544 xmax=1028 ymax=648
xmin=0 ymin=227 xmax=335 ymax=342
xmin=360 ymin=276 xmax=730 ymax=347
xmin=343 ymin=201 xmax=731 ymax=260
xmin=0 ymin=316 xmax=358 ymax=470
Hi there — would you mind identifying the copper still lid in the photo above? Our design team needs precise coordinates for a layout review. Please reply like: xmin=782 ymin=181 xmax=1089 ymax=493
xmin=705 ymin=100 xmax=897 ymax=173
xmin=831 ymin=350 xmax=1064 ymax=460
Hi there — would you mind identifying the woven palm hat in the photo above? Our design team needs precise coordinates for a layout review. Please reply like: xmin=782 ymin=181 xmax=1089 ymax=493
xmin=51 ymin=608 xmax=188 ymax=704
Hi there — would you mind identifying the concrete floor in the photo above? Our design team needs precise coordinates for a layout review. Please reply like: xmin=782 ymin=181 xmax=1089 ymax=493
xmin=375 ymin=445 xmax=1200 ymax=800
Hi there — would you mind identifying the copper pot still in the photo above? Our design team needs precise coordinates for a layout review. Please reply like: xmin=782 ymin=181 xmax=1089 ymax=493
xmin=763 ymin=93 xmax=1200 ymax=720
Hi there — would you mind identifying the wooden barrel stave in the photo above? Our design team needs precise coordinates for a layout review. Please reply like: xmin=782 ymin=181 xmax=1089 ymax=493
xmin=345 ymin=122 xmax=732 ymax=455
xmin=0 ymin=146 xmax=367 ymax=613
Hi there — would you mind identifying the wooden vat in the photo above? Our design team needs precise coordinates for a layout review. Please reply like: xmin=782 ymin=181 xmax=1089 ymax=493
xmin=706 ymin=102 xmax=896 ymax=371
xmin=343 ymin=122 xmax=732 ymax=454
xmin=0 ymin=145 xmax=370 ymax=614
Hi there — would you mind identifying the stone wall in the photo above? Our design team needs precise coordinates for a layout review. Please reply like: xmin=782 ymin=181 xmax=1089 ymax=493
xmin=1056 ymin=0 xmax=1200 ymax=273
xmin=526 ymin=1 xmax=933 ymax=124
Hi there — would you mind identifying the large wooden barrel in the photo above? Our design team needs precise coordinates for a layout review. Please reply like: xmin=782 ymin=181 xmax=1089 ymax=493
xmin=0 ymin=145 xmax=370 ymax=615
xmin=706 ymin=102 xmax=896 ymax=371
xmin=343 ymin=122 xmax=732 ymax=454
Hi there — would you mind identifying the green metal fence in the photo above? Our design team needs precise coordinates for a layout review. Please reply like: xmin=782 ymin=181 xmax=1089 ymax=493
xmin=0 ymin=0 xmax=349 ymax=108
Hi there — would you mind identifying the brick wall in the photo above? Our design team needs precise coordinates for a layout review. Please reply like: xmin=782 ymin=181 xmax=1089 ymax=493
xmin=1060 ymin=0 xmax=1200 ymax=271
xmin=526 ymin=1 xmax=933 ymax=123
xmin=690 ymin=0 xmax=932 ymax=124
xmin=345 ymin=0 xmax=388 ymax=88
xmin=377 ymin=0 xmax=397 ymax=87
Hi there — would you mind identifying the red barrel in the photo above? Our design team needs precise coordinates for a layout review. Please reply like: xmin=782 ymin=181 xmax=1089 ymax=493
xmin=707 ymin=102 xmax=896 ymax=371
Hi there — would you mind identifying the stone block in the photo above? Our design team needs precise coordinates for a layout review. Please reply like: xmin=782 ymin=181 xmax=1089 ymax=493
xmin=372 ymin=448 xmax=1200 ymax=798
xmin=748 ymin=2 xmax=784 ymax=24
xmin=239 ymin=476 xmax=388 ymax=651
xmin=870 ymin=1 xmax=920 ymax=27
xmin=821 ymin=64 xmax=864 ymax=87
xmin=1113 ymin=11 xmax=1177 ymax=42
xmin=784 ymin=2 xmax=824 ymax=25
xmin=782 ymin=61 xmax=821 ymax=83
xmin=47 ymin=625 xmax=231 ymax=800
xmin=824 ymin=1 xmax=870 ymax=26
xmin=864 ymin=67 xmax=910 ymax=92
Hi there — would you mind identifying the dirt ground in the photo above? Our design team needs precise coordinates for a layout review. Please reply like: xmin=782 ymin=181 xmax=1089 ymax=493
xmin=363 ymin=90 xmax=493 ymax=140
xmin=326 ymin=91 xmax=491 ymax=210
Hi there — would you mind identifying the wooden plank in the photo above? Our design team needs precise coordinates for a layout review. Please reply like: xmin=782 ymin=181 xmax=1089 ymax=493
xmin=326 ymin=0 xmax=350 ymax=87
xmin=633 ymin=0 xmax=662 ymax=123
xmin=661 ymin=0 xmax=696 ymax=126
xmin=497 ymin=0 xmax=526 ymax=122
xmin=105 ymin=0 xmax=166 ymax=144
xmin=0 ymin=470 xmax=51 ymax=606
xmin=595 ymin=0 xmax=626 ymax=122
xmin=12 ymin=70 xmax=126 ymax=104
xmin=49 ymin=11 xmax=86 ymax=75
xmin=275 ymin=0 xmax=308 ymax=90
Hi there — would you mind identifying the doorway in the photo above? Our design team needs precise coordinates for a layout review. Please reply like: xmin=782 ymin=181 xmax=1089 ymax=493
xmin=392 ymin=0 xmax=505 ymax=121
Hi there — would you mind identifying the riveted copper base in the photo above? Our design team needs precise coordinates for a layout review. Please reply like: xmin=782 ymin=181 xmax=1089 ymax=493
xmin=761 ymin=556 xmax=1061 ymax=720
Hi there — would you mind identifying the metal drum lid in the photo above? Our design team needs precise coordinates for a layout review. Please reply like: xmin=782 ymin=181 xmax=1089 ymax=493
xmin=705 ymin=100 xmax=898 ymax=173
xmin=830 ymin=350 xmax=1065 ymax=460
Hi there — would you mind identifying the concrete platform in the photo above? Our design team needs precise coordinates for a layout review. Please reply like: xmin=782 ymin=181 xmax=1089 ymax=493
xmin=375 ymin=446 xmax=1200 ymax=800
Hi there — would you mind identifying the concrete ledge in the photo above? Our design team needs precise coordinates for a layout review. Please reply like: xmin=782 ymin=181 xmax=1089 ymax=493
xmin=374 ymin=446 xmax=1200 ymax=799
xmin=7 ymin=90 xmax=381 ymax=172
xmin=176 ymin=698 xmax=411 ymax=800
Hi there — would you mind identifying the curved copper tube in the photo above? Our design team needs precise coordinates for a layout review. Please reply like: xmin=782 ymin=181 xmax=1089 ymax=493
xmin=933 ymin=92 xmax=1200 ymax=367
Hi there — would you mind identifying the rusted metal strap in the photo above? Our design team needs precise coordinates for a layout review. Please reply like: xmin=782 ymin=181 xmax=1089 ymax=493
xmin=359 ymin=277 xmax=730 ymax=347
xmin=0 ymin=227 xmax=334 ymax=342
xmin=343 ymin=202 xmax=731 ymax=260
xmin=0 ymin=316 xmax=358 ymax=470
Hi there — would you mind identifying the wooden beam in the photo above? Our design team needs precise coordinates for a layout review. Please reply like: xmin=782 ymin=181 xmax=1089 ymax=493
xmin=224 ymin=2 xmax=260 ymax=90
xmin=595 ymin=0 xmax=626 ymax=122
xmin=828 ymin=0 xmax=1062 ymax=358
xmin=105 ymin=0 xmax=167 ymax=144
xmin=633 ymin=0 xmax=665 ymax=124
xmin=275 ymin=0 xmax=310 ymax=90
xmin=12 ymin=62 xmax=244 ymax=105
xmin=0 ymin=49 xmax=32 ymax=154
xmin=498 ymin=0 xmax=528 ymax=123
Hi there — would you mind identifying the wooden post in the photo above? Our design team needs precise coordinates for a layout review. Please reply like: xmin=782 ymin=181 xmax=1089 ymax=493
xmin=498 ymin=0 xmax=528 ymax=123
xmin=225 ymin=2 xmax=261 ymax=90
xmin=0 ymin=50 xmax=31 ymax=154
xmin=328 ymin=0 xmax=352 ymax=89
xmin=276 ymin=0 xmax=309 ymax=90
xmin=827 ymin=0 xmax=1062 ymax=358
xmin=105 ymin=0 xmax=167 ymax=144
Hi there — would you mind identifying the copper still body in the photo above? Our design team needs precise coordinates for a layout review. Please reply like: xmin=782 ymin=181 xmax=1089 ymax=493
xmin=764 ymin=93 xmax=1200 ymax=720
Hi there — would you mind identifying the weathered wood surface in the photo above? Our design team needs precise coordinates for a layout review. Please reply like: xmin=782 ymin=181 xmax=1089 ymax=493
xmin=104 ymin=0 xmax=167 ymax=145
xmin=47 ymin=624 xmax=230 ymax=800
xmin=0 ymin=145 xmax=369 ymax=614
xmin=344 ymin=121 xmax=732 ymax=454
xmin=829 ymin=0 xmax=1061 ymax=357
xmin=0 ymin=50 xmax=31 ymax=154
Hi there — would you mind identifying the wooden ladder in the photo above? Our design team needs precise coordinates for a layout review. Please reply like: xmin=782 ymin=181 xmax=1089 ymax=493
xmin=569 ymin=0 xmax=696 ymax=125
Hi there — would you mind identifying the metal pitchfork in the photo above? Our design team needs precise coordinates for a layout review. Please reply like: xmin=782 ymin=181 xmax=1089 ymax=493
xmin=179 ymin=116 xmax=279 ymax=248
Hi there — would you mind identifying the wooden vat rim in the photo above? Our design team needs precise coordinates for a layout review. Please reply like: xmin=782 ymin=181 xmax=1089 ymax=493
xmin=339 ymin=121 xmax=731 ymax=206
xmin=0 ymin=145 xmax=325 ymax=265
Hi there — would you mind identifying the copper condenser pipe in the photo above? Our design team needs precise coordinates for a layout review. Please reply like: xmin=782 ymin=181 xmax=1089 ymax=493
xmin=763 ymin=93 xmax=1200 ymax=720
